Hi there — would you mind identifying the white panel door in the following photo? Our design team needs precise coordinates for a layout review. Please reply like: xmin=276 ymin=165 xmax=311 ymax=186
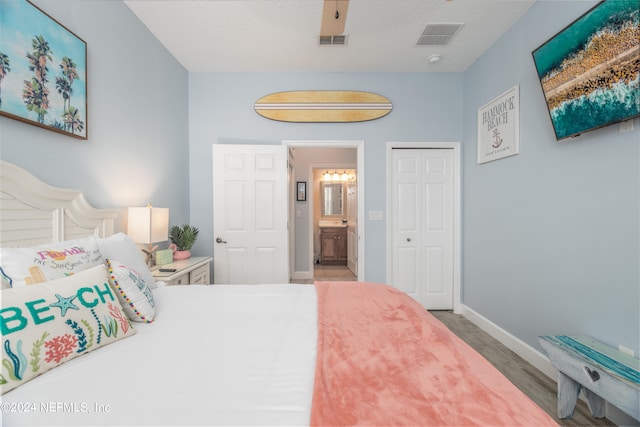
xmin=391 ymin=149 xmax=454 ymax=309
xmin=346 ymin=175 xmax=358 ymax=275
xmin=213 ymin=144 xmax=288 ymax=284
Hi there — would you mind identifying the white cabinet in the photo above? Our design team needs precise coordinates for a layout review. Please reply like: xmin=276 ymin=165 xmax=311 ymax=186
xmin=152 ymin=257 xmax=213 ymax=285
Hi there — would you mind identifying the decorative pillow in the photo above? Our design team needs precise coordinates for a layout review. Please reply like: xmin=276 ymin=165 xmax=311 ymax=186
xmin=0 ymin=236 xmax=104 ymax=288
xmin=97 ymin=233 xmax=157 ymax=289
xmin=106 ymin=259 xmax=156 ymax=323
xmin=0 ymin=265 xmax=136 ymax=394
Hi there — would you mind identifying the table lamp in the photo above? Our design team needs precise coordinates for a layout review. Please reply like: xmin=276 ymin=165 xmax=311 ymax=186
xmin=128 ymin=205 xmax=169 ymax=266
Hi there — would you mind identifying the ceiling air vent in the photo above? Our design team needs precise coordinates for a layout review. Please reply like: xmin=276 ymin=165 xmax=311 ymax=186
xmin=319 ymin=34 xmax=347 ymax=45
xmin=416 ymin=23 xmax=464 ymax=46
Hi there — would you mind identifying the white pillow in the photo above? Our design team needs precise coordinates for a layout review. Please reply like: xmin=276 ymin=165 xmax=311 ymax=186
xmin=97 ymin=233 xmax=157 ymax=289
xmin=0 ymin=265 xmax=136 ymax=394
xmin=106 ymin=259 xmax=156 ymax=323
xmin=0 ymin=236 xmax=104 ymax=288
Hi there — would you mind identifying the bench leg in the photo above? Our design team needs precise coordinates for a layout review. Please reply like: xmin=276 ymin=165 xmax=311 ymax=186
xmin=583 ymin=388 xmax=606 ymax=418
xmin=558 ymin=372 xmax=581 ymax=419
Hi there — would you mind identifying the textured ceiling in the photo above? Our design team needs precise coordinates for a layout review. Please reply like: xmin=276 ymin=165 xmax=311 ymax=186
xmin=124 ymin=0 xmax=537 ymax=72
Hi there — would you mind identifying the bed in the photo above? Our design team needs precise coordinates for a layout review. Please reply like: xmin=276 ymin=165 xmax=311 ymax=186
xmin=0 ymin=160 xmax=558 ymax=426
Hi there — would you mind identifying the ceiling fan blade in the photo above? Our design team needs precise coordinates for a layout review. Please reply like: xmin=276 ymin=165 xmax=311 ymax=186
xmin=320 ymin=0 xmax=349 ymax=36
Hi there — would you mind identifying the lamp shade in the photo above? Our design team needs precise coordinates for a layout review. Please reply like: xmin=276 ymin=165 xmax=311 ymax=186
xmin=127 ymin=206 xmax=169 ymax=244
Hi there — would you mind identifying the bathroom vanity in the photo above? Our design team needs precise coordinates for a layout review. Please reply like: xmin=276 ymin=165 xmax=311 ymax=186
xmin=320 ymin=225 xmax=348 ymax=265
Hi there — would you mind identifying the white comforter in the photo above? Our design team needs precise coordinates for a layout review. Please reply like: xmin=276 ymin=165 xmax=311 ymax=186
xmin=2 ymin=284 xmax=318 ymax=426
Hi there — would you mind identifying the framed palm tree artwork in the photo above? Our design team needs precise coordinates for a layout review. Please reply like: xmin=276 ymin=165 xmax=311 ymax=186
xmin=0 ymin=0 xmax=87 ymax=139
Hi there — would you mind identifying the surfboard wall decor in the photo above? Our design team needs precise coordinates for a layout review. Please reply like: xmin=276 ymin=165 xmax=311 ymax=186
xmin=254 ymin=91 xmax=392 ymax=123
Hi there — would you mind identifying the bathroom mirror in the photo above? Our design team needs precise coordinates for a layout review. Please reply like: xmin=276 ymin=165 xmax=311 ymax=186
xmin=321 ymin=182 xmax=344 ymax=216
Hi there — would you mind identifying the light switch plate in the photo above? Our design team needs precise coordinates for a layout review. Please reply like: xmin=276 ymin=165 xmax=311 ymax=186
xmin=619 ymin=119 xmax=634 ymax=132
xmin=369 ymin=211 xmax=383 ymax=220
xmin=618 ymin=344 xmax=635 ymax=357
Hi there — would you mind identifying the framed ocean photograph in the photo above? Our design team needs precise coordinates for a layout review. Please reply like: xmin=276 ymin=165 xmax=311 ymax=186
xmin=531 ymin=0 xmax=639 ymax=141
xmin=0 ymin=0 xmax=87 ymax=139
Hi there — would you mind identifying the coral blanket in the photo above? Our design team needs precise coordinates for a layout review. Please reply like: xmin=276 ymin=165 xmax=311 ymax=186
xmin=310 ymin=282 xmax=558 ymax=426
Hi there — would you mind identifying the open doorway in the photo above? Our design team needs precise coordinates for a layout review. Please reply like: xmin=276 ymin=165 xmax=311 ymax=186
xmin=311 ymin=167 xmax=357 ymax=282
xmin=285 ymin=141 xmax=364 ymax=283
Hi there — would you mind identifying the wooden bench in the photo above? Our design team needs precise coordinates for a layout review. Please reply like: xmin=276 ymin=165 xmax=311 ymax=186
xmin=539 ymin=335 xmax=640 ymax=421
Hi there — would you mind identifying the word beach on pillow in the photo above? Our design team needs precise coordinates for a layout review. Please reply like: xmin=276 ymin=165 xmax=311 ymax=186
xmin=0 ymin=236 xmax=104 ymax=288
xmin=0 ymin=265 xmax=135 ymax=394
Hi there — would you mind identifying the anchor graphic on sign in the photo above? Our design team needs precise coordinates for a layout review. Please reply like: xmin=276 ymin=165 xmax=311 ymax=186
xmin=491 ymin=128 xmax=503 ymax=148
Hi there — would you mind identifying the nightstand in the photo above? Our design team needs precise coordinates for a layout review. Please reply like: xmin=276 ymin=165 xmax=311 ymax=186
xmin=152 ymin=256 xmax=213 ymax=285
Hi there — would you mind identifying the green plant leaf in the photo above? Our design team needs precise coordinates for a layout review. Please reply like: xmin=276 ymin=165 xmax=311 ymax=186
xmin=169 ymin=224 xmax=199 ymax=251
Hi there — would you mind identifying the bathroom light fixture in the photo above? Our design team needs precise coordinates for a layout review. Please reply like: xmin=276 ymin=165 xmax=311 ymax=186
xmin=341 ymin=171 xmax=348 ymax=181
xmin=429 ymin=54 xmax=442 ymax=64
xmin=324 ymin=171 xmax=332 ymax=180
xmin=333 ymin=171 xmax=340 ymax=180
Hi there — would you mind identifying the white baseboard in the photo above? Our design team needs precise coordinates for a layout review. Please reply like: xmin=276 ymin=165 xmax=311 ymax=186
xmin=459 ymin=304 xmax=640 ymax=426
xmin=290 ymin=271 xmax=313 ymax=280
xmin=459 ymin=304 xmax=557 ymax=379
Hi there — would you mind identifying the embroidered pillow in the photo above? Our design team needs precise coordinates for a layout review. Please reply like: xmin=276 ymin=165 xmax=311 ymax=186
xmin=97 ymin=233 xmax=157 ymax=289
xmin=106 ymin=259 xmax=156 ymax=323
xmin=0 ymin=236 xmax=104 ymax=288
xmin=0 ymin=265 xmax=135 ymax=394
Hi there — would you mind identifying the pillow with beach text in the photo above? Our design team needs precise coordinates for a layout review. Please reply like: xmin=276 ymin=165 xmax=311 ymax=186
xmin=0 ymin=236 xmax=104 ymax=288
xmin=0 ymin=265 xmax=135 ymax=394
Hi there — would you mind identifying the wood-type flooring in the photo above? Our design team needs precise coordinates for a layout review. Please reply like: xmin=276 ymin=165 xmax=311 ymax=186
xmin=431 ymin=310 xmax=618 ymax=427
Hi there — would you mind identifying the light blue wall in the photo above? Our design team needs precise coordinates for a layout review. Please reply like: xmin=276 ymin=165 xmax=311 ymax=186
xmin=0 ymin=0 xmax=190 ymax=230
xmin=187 ymin=72 xmax=464 ymax=280
xmin=462 ymin=1 xmax=639 ymax=354
xmin=2 ymin=0 xmax=637 ymax=358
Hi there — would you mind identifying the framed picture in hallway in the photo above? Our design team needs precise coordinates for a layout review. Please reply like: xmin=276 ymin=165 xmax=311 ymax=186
xmin=0 ymin=0 xmax=88 ymax=139
xmin=297 ymin=181 xmax=306 ymax=201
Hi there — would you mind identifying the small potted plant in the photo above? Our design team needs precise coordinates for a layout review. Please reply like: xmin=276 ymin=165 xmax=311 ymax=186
xmin=169 ymin=224 xmax=199 ymax=260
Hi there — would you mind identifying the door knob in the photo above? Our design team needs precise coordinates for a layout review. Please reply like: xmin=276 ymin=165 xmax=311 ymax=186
xmin=216 ymin=237 xmax=227 ymax=244
xmin=406 ymin=238 xmax=411 ymax=242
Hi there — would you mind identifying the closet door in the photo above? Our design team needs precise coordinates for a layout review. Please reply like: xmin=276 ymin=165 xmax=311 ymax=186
xmin=391 ymin=149 xmax=454 ymax=309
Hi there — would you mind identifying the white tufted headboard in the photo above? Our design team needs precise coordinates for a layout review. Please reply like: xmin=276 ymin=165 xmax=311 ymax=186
xmin=0 ymin=160 xmax=118 ymax=247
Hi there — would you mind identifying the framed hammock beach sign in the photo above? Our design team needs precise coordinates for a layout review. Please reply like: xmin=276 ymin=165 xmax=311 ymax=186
xmin=0 ymin=0 xmax=87 ymax=139
xmin=477 ymin=85 xmax=520 ymax=164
